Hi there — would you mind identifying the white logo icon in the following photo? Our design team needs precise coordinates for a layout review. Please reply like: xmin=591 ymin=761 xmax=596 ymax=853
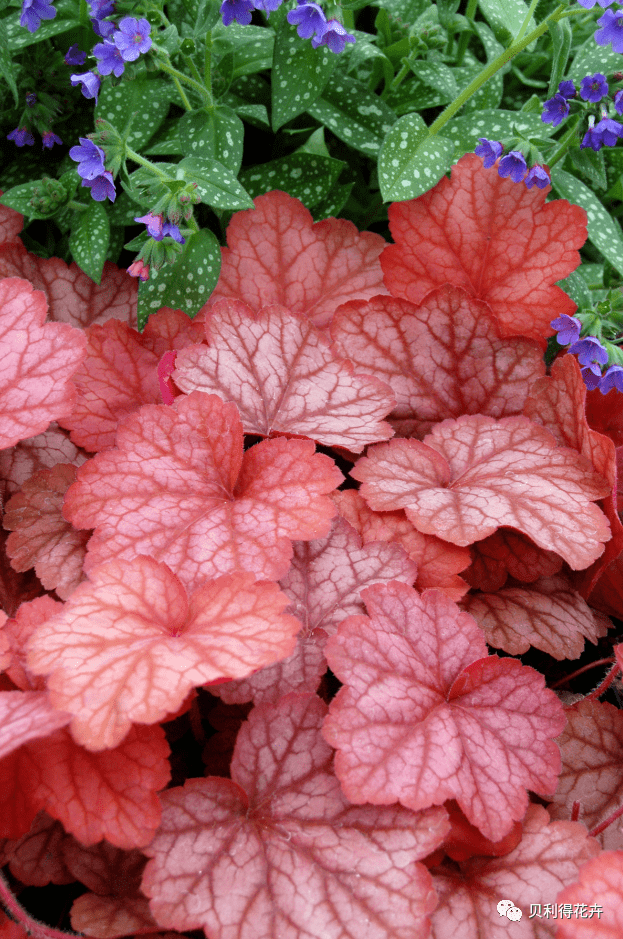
xmin=497 ymin=900 xmax=523 ymax=922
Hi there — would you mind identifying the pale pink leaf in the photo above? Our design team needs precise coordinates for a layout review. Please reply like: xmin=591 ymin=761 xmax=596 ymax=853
xmin=352 ymin=414 xmax=612 ymax=570
xmin=323 ymin=582 xmax=566 ymax=842
xmin=0 ymin=278 xmax=87 ymax=449
xmin=555 ymin=851 xmax=623 ymax=937
xmin=173 ymin=299 xmax=395 ymax=451
xmin=63 ymin=392 xmax=343 ymax=587
xmin=430 ymin=805 xmax=600 ymax=939
xmin=333 ymin=489 xmax=470 ymax=600
xmin=462 ymin=574 xmax=607 ymax=659
xmin=205 ymin=190 xmax=388 ymax=329
xmin=330 ymin=286 xmax=545 ymax=438
xmin=26 ymin=554 xmax=300 ymax=750
xmin=142 ymin=693 xmax=448 ymax=939
xmin=213 ymin=516 xmax=417 ymax=704
xmin=4 ymin=464 xmax=90 ymax=600
xmin=0 ymin=691 xmax=71 ymax=762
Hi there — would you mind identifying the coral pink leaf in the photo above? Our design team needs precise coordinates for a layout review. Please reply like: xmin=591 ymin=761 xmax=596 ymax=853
xmin=70 ymin=893 xmax=157 ymax=939
xmin=4 ymin=464 xmax=90 ymax=600
xmin=330 ymin=286 xmax=545 ymax=438
xmin=142 ymin=693 xmax=448 ymax=939
xmin=2 ymin=595 xmax=63 ymax=691
xmin=173 ymin=299 xmax=395 ymax=452
xmin=26 ymin=554 xmax=300 ymax=750
xmin=63 ymin=391 xmax=342 ymax=587
xmin=462 ymin=574 xmax=606 ymax=659
xmin=0 ymin=423 xmax=87 ymax=500
xmin=323 ymin=583 xmax=566 ymax=842
xmin=352 ymin=414 xmax=612 ymax=570
xmin=548 ymin=700 xmax=623 ymax=851
xmin=333 ymin=489 xmax=470 ymax=600
xmin=0 ymin=278 xmax=87 ymax=449
xmin=430 ymin=804 xmax=600 ymax=938
xmin=213 ymin=516 xmax=417 ymax=705
xmin=381 ymin=153 xmax=586 ymax=344
xmin=57 ymin=320 xmax=162 ymax=452
xmin=524 ymin=354 xmax=623 ymax=597
xmin=0 ymin=691 xmax=71 ymax=762
xmin=463 ymin=529 xmax=562 ymax=593
xmin=206 ymin=190 xmax=388 ymax=329
xmin=0 ymin=196 xmax=24 ymax=245
xmin=555 ymin=851 xmax=623 ymax=937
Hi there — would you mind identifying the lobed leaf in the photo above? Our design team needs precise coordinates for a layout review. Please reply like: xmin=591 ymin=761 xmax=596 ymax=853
xmin=556 ymin=851 xmax=623 ymax=937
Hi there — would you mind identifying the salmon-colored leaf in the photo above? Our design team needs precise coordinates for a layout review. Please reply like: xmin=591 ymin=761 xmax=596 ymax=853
xmin=1 ymin=595 xmax=62 ymax=691
xmin=333 ymin=489 xmax=470 ymax=600
xmin=26 ymin=555 xmax=300 ymax=750
xmin=323 ymin=583 xmax=566 ymax=842
xmin=430 ymin=805 xmax=600 ymax=939
xmin=0 ymin=423 xmax=87 ymax=500
xmin=4 ymin=464 xmax=90 ymax=600
xmin=555 ymin=851 xmax=623 ymax=937
xmin=142 ymin=693 xmax=448 ymax=939
xmin=0 ymin=197 xmax=24 ymax=245
xmin=212 ymin=516 xmax=416 ymax=705
xmin=63 ymin=392 xmax=343 ymax=587
xmin=462 ymin=574 xmax=607 ymax=659
xmin=0 ymin=691 xmax=71 ymax=762
xmin=205 ymin=190 xmax=388 ymax=329
xmin=173 ymin=299 xmax=395 ymax=452
xmin=330 ymin=286 xmax=545 ymax=439
xmin=352 ymin=414 xmax=611 ymax=570
xmin=382 ymin=153 xmax=586 ymax=344
xmin=0 ymin=278 xmax=87 ymax=449
xmin=463 ymin=529 xmax=562 ymax=592
xmin=548 ymin=700 xmax=623 ymax=852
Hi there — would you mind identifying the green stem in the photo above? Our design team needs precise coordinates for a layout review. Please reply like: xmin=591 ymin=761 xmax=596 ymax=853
xmin=204 ymin=33 xmax=213 ymax=91
xmin=428 ymin=4 xmax=573 ymax=137
xmin=546 ymin=113 xmax=582 ymax=168
xmin=515 ymin=0 xmax=540 ymax=44
xmin=456 ymin=0 xmax=477 ymax=67
xmin=125 ymin=147 xmax=172 ymax=181
xmin=172 ymin=76 xmax=192 ymax=110
xmin=155 ymin=58 xmax=213 ymax=107
xmin=68 ymin=200 xmax=88 ymax=211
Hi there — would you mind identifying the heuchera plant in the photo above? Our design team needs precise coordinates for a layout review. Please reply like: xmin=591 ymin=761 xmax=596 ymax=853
xmin=1 ymin=153 xmax=623 ymax=938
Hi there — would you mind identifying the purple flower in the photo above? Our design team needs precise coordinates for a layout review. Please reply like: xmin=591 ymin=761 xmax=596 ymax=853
xmin=551 ymin=314 xmax=582 ymax=346
xmin=576 ymin=0 xmax=614 ymax=5
xmin=42 ymin=130 xmax=63 ymax=149
xmin=568 ymin=336 xmax=609 ymax=368
xmin=69 ymin=137 xmax=107 ymax=179
xmin=595 ymin=9 xmax=623 ymax=54
xmin=614 ymin=89 xmax=623 ymax=115
xmin=7 ymin=127 xmax=35 ymax=147
xmin=594 ymin=116 xmax=623 ymax=147
xmin=311 ymin=19 xmax=356 ymax=53
xmin=541 ymin=93 xmax=570 ymax=127
xmin=135 ymin=212 xmax=164 ymax=239
xmin=94 ymin=41 xmax=125 ymax=77
xmin=82 ymin=171 xmax=116 ymax=202
xmin=558 ymin=80 xmax=576 ymax=99
xmin=580 ymin=73 xmax=609 ymax=103
xmin=581 ymin=366 xmax=603 ymax=390
xmin=70 ymin=71 xmax=101 ymax=103
xmin=91 ymin=17 xmax=115 ymax=38
xmin=524 ymin=165 xmax=550 ymax=189
xmin=253 ymin=0 xmax=283 ymax=11
xmin=497 ymin=151 xmax=527 ymax=183
xmin=287 ymin=1 xmax=327 ymax=40
xmin=64 ymin=44 xmax=86 ymax=66
xmin=600 ymin=364 xmax=623 ymax=394
xmin=89 ymin=0 xmax=114 ymax=15
xmin=113 ymin=17 xmax=152 ymax=61
xmin=163 ymin=221 xmax=185 ymax=243
xmin=220 ymin=0 xmax=255 ymax=25
xmin=475 ymin=138 xmax=503 ymax=168
xmin=25 ymin=92 xmax=37 ymax=107
xmin=20 ymin=0 xmax=56 ymax=33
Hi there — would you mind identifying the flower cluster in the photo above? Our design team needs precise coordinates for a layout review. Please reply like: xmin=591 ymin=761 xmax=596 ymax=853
xmin=68 ymin=137 xmax=116 ymax=202
xmin=474 ymin=139 xmax=550 ymax=189
xmin=220 ymin=0 xmax=355 ymax=53
xmin=551 ymin=315 xmax=623 ymax=393
xmin=6 ymin=89 xmax=63 ymax=150
xmin=542 ymin=76 xmax=623 ymax=151
xmin=69 ymin=17 xmax=152 ymax=104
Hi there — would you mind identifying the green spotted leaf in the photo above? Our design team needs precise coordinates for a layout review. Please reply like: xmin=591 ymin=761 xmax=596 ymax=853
xmin=308 ymin=73 xmax=397 ymax=156
xmin=240 ymin=152 xmax=345 ymax=208
xmin=570 ymin=31 xmax=623 ymax=83
xmin=0 ymin=25 xmax=18 ymax=106
xmin=137 ymin=229 xmax=221 ymax=330
xmin=272 ymin=20 xmax=336 ymax=131
xmin=179 ymin=155 xmax=254 ymax=210
xmin=409 ymin=61 xmax=457 ymax=99
xmin=477 ymin=0 xmax=535 ymax=45
xmin=95 ymin=78 xmax=171 ymax=151
xmin=179 ymin=106 xmax=244 ymax=173
xmin=310 ymin=182 xmax=354 ymax=221
xmin=5 ymin=0 xmax=78 ymax=49
xmin=144 ymin=120 xmax=183 ymax=155
xmin=69 ymin=202 xmax=110 ymax=285
xmin=443 ymin=109 xmax=551 ymax=158
xmin=550 ymin=166 xmax=623 ymax=279
xmin=455 ymin=63 xmax=503 ymax=113
xmin=379 ymin=113 xmax=455 ymax=201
